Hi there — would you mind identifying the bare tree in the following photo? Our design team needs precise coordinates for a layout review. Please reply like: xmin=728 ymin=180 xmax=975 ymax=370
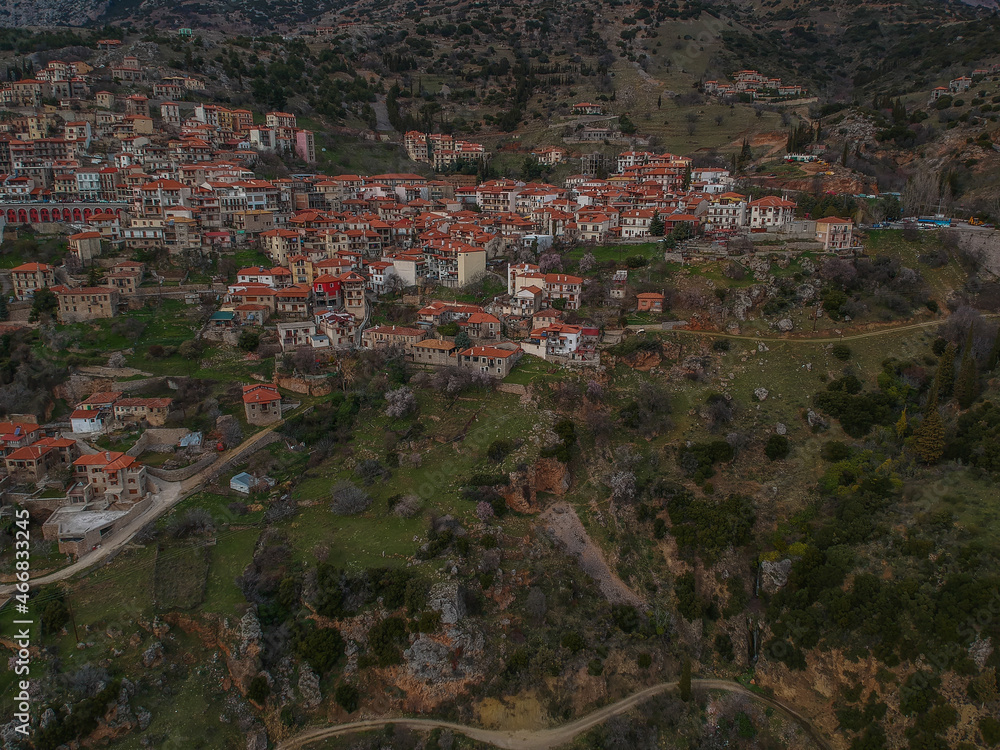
xmin=385 ymin=386 xmax=417 ymax=418
xmin=331 ymin=481 xmax=372 ymax=515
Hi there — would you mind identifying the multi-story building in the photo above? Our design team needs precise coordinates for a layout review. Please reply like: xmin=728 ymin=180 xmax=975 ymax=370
xmin=10 ymin=262 xmax=55 ymax=300
xmin=52 ymin=286 xmax=120 ymax=322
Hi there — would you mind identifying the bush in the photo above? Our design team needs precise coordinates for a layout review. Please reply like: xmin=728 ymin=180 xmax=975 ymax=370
xmin=637 ymin=652 xmax=652 ymax=668
xmin=561 ymin=631 xmax=586 ymax=653
xmin=294 ymin=626 xmax=345 ymax=675
xmin=820 ymin=441 xmax=851 ymax=462
xmin=831 ymin=343 xmax=852 ymax=360
xmin=712 ymin=338 xmax=731 ymax=352
xmin=331 ymin=481 xmax=372 ymax=515
xmin=335 ymin=683 xmax=360 ymax=713
xmin=487 ymin=439 xmax=515 ymax=462
xmin=980 ymin=716 xmax=1000 ymax=745
xmin=765 ymin=435 xmax=790 ymax=460
xmin=625 ymin=255 xmax=648 ymax=268
xmin=247 ymin=675 xmax=270 ymax=703
xmin=238 ymin=331 xmax=261 ymax=352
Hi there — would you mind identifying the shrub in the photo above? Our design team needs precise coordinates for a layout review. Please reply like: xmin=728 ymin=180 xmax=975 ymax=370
xmin=712 ymin=338 xmax=731 ymax=352
xmin=587 ymin=659 xmax=604 ymax=675
xmin=831 ymin=343 xmax=852 ymax=360
xmin=294 ymin=626 xmax=345 ymax=675
xmin=335 ymin=683 xmax=360 ymax=713
xmin=980 ymin=716 xmax=1000 ymax=745
xmin=238 ymin=331 xmax=261 ymax=352
xmin=820 ymin=441 xmax=851 ymax=462
xmin=486 ymin=439 xmax=515 ymax=462
xmin=625 ymin=254 xmax=648 ymax=268
xmin=561 ymin=631 xmax=586 ymax=653
xmin=637 ymin=652 xmax=652 ymax=668
xmin=362 ymin=617 xmax=408 ymax=667
xmin=765 ymin=435 xmax=790 ymax=460
xmin=331 ymin=481 xmax=372 ymax=515
xmin=247 ymin=675 xmax=270 ymax=703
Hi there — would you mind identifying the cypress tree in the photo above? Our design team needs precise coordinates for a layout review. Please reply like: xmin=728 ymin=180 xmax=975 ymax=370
xmin=649 ymin=211 xmax=665 ymax=237
xmin=988 ymin=326 xmax=1000 ymax=371
xmin=936 ymin=342 xmax=956 ymax=399
xmin=914 ymin=389 xmax=945 ymax=463
xmin=679 ymin=658 xmax=692 ymax=701
xmin=956 ymin=326 xmax=979 ymax=409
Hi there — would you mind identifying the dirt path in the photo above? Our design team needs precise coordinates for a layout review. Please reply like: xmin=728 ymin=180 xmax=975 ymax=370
xmin=540 ymin=502 xmax=646 ymax=610
xmin=655 ymin=314 xmax=999 ymax=344
xmin=277 ymin=678 xmax=833 ymax=750
xmin=373 ymin=94 xmax=393 ymax=132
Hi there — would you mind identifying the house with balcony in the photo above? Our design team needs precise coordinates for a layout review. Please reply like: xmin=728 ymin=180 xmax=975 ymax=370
xmin=243 ymin=384 xmax=283 ymax=426
xmin=10 ymin=262 xmax=55 ymax=300
xmin=815 ymin=217 xmax=854 ymax=251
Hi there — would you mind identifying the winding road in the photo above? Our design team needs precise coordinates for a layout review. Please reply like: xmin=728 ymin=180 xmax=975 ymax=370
xmin=657 ymin=313 xmax=1000 ymax=344
xmin=277 ymin=678 xmax=832 ymax=750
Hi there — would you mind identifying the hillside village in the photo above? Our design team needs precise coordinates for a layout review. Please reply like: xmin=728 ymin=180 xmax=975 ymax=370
xmin=6 ymin=15 xmax=1000 ymax=750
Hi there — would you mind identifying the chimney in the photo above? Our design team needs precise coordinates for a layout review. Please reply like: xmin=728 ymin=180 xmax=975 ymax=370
xmin=105 ymin=452 xmax=111 ymax=461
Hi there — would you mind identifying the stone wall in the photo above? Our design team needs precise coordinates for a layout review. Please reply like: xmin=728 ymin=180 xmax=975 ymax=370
xmin=146 ymin=453 xmax=217 ymax=482
xmin=200 ymin=431 xmax=285 ymax=484
xmin=497 ymin=383 xmax=528 ymax=396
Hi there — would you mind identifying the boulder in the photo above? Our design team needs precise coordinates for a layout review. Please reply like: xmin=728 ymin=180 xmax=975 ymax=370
xmin=776 ymin=423 xmax=787 ymax=435
xmin=761 ymin=559 xmax=792 ymax=594
xmin=777 ymin=318 xmax=794 ymax=332
xmin=806 ymin=410 xmax=827 ymax=429
xmin=141 ymin=642 xmax=163 ymax=668
xmin=754 ymin=387 xmax=769 ymax=401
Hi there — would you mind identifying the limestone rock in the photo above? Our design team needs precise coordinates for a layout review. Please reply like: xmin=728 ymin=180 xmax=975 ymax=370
xmin=776 ymin=423 xmax=787 ymax=435
xmin=761 ymin=559 xmax=792 ymax=594
xmin=754 ymin=387 xmax=769 ymax=401
xmin=298 ymin=666 xmax=322 ymax=708
xmin=806 ymin=410 xmax=827 ymax=429
xmin=429 ymin=582 xmax=466 ymax=625
xmin=246 ymin=725 xmax=268 ymax=750
xmin=777 ymin=318 xmax=794 ymax=332
xmin=142 ymin=642 xmax=163 ymax=668
xmin=970 ymin=637 xmax=993 ymax=670
xmin=136 ymin=707 xmax=151 ymax=731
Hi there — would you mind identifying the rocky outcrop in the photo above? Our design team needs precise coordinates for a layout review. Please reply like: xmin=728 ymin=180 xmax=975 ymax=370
xmin=502 ymin=457 xmax=570 ymax=513
xmin=164 ymin=610 xmax=262 ymax=696
xmin=429 ymin=582 xmax=467 ymax=625
xmin=298 ymin=665 xmax=322 ymax=708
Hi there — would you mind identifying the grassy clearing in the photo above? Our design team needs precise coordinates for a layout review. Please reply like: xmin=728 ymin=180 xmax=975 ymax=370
xmin=286 ymin=389 xmax=542 ymax=567
xmin=862 ymin=229 xmax=967 ymax=302
xmin=504 ymin=354 xmax=566 ymax=385
xmin=153 ymin=542 xmax=210 ymax=610
xmin=202 ymin=528 xmax=258 ymax=616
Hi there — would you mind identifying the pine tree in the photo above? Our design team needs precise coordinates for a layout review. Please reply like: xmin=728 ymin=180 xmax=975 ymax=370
xmin=914 ymin=390 xmax=945 ymax=463
xmin=937 ymin=343 xmax=956 ymax=398
xmin=679 ymin=659 xmax=692 ymax=701
xmin=955 ymin=327 xmax=979 ymax=409
xmin=841 ymin=141 xmax=849 ymax=167
xmin=657 ymin=94 xmax=662 ymax=109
